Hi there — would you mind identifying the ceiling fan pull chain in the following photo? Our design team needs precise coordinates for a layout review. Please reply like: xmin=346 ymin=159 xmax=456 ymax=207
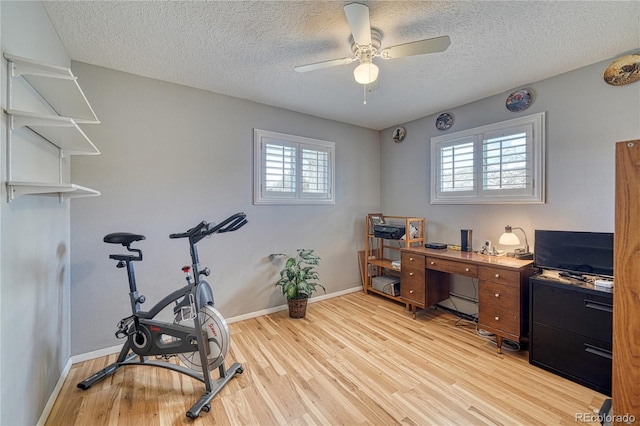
xmin=363 ymin=84 xmax=367 ymax=105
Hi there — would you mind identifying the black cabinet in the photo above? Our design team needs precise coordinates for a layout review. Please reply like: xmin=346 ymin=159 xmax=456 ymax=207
xmin=529 ymin=275 xmax=612 ymax=395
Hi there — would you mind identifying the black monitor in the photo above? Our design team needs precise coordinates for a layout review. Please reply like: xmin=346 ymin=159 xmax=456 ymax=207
xmin=534 ymin=230 xmax=614 ymax=277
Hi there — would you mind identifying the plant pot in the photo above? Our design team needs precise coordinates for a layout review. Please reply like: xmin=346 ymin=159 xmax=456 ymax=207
xmin=287 ymin=295 xmax=308 ymax=318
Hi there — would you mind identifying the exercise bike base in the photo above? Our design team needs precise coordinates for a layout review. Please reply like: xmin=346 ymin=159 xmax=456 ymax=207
xmin=186 ymin=362 xmax=243 ymax=419
xmin=77 ymin=346 xmax=243 ymax=419
xmin=77 ymin=352 xmax=138 ymax=390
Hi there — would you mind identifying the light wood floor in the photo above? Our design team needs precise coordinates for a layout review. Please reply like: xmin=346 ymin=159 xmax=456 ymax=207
xmin=46 ymin=292 xmax=607 ymax=425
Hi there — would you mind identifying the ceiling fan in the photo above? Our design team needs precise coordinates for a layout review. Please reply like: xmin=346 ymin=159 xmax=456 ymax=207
xmin=295 ymin=3 xmax=450 ymax=86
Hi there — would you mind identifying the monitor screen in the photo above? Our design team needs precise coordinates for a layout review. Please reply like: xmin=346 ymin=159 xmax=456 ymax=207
xmin=534 ymin=230 xmax=614 ymax=277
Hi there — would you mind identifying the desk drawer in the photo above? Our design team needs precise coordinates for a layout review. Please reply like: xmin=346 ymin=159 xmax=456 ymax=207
xmin=426 ymin=257 xmax=477 ymax=277
xmin=479 ymin=281 xmax=519 ymax=311
xmin=401 ymin=264 xmax=425 ymax=305
xmin=479 ymin=306 xmax=519 ymax=336
xmin=402 ymin=252 xmax=425 ymax=268
xmin=479 ymin=266 xmax=520 ymax=287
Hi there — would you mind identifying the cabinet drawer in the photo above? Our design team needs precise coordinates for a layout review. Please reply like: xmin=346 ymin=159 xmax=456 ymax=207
xmin=530 ymin=322 xmax=611 ymax=395
xmin=530 ymin=278 xmax=613 ymax=343
xmin=401 ymin=264 xmax=424 ymax=284
xmin=479 ymin=306 xmax=519 ymax=335
xmin=479 ymin=281 xmax=519 ymax=311
xmin=401 ymin=265 xmax=425 ymax=304
xmin=426 ymin=257 xmax=477 ymax=277
xmin=478 ymin=266 xmax=520 ymax=287
xmin=401 ymin=252 xmax=425 ymax=268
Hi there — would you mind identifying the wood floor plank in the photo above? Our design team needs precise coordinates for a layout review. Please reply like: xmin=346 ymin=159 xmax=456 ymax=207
xmin=45 ymin=292 xmax=607 ymax=425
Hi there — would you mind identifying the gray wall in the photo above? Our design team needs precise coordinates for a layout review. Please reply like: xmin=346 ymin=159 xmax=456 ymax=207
xmin=69 ymin=63 xmax=381 ymax=355
xmin=0 ymin=2 xmax=73 ymax=425
xmin=380 ymin=56 xmax=640 ymax=313
xmin=382 ymin=57 xmax=639 ymax=248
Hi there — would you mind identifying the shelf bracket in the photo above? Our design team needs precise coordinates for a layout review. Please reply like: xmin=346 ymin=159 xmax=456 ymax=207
xmin=6 ymin=53 xmax=76 ymax=81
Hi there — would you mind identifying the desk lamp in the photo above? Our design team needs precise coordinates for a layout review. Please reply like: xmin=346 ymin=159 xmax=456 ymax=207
xmin=499 ymin=225 xmax=533 ymax=260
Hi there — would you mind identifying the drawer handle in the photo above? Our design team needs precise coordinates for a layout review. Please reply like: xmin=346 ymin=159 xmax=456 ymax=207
xmin=495 ymin=273 xmax=500 ymax=278
xmin=430 ymin=261 xmax=435 ymax=265
xmin=409 ymin=272 xmax=414 ymax=276
xmin=494 ymin=316 xmax=499 ymax=321
xmin=584 ymin=343 xmax=612 ymax=360
xmin=409 ymin=290 xmax=414 ymax=294
xmin=584 ymin=300 xmax=613 ymax=313
xmin=495 ymin=293 xmax=500 ymax=298
xmin=465 ymin=268 xmax=470 ymax=272
xmin=409 ymin=257 xmax=414 ymax=261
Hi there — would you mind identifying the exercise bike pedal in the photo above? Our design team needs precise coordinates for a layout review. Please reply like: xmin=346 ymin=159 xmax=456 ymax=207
xmin=115 ymin=315 xmax=135 ymax=339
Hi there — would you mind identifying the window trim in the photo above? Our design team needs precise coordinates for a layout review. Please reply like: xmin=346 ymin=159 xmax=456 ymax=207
xmin=254 ymin=129 xmax=335 ymax=205
xmin=430 ymin=112 xmax=545 ymax=205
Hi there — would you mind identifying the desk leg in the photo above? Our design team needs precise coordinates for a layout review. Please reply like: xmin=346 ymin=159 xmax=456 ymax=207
xmin=496 ymin=335 xmax=503 ymax=354
xmin=406 ymin=303 xmax=417 ymax=319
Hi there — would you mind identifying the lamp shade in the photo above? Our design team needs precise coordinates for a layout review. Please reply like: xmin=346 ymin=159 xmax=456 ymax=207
xmin=499 ymin=232 xmax=520 ymax=245
xmin=353 ymin=62 xmax=379 ymax=85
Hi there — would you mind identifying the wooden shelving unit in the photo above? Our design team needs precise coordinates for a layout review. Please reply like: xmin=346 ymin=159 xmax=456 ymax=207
xmin=364 ymin=214 xmax=425 ymax=304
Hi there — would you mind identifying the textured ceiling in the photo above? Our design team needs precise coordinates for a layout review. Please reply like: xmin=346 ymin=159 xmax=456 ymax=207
xmin=43 ymin=1 xmax=640 ymax=130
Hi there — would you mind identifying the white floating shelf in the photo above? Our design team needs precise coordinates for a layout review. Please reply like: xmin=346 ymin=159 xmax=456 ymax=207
xmin=4 ymin=52 xmax=102 ymax=203
xmin=7 ymin=181 xmax=100 ymax=202
xmin=7 ymin=109 xmax=100 ymax=155
xmin=4 ymin=53 xmax=100 ymax=124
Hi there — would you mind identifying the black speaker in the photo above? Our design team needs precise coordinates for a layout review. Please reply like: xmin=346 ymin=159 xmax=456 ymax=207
xmin=461 ymin=229 xmax=473 ymax=252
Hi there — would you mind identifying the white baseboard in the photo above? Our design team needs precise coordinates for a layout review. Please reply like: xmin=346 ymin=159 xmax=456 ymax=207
xmin=226 ymin=284 xmax=363 ymax=323
xmin=71 ymin=343 xmax=124 ymax=364
xmin=36 ymin=358 xmax=72 ymax=426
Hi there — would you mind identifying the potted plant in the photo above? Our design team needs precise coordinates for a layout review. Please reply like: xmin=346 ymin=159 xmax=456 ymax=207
xmin=270 ymin=249 xmax=325 ymax=318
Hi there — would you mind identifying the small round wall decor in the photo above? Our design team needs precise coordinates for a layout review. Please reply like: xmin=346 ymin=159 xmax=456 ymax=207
xmin=435 ymin=112 xmax=454 ymax=131
xmin=604 ymin=54 xmax=640 ymax=86
xmin=392 ymin=127 xmax=406 ymax=143
xmin=505 ymin=89 xmax=533 ymax=112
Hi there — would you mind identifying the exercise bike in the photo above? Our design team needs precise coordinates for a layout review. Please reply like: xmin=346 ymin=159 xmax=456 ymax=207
xmin=77 ymin=212 xmax=248 ymax=419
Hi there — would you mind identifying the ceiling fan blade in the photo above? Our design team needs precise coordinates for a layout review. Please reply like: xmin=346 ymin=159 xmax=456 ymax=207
xmin=380 ymin=35 xmax=450 ymax=59
xmin=344 ymin=3 xmax=372 ymax=46
xmin=294 ymin=57 xmax=355 ymax=73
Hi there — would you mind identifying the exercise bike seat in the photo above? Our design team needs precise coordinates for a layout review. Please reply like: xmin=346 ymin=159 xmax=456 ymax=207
xmin=103 ymin=232 xmax=146 ymax=246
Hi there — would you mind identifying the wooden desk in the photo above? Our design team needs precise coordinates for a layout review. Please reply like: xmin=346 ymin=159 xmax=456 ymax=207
xmin=401 ymin=247 xmax=534 ymax=353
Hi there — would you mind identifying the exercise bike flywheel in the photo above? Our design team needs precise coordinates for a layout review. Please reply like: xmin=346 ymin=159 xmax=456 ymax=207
xmin=174 ymin=305 xmax=230 ymax=372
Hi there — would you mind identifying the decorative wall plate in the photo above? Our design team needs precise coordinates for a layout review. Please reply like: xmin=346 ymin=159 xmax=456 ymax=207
xmin=435 ymin=113 xmax=454 ymax=130
xmin=604 ymin=54 xmax=640 ymax=86
xmin=392 ymin=127 xmax=406 ymax=143
xmin=506 ymin=89 xmax=533 ymax=112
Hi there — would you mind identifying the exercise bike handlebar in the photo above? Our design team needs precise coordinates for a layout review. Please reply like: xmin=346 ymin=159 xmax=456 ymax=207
xmin=169 ymin=212 xmax=247 ymax=243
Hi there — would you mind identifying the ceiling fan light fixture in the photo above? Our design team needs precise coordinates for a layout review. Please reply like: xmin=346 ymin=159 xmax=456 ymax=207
xmin=353 ymin=61 xmax=379 ymax=85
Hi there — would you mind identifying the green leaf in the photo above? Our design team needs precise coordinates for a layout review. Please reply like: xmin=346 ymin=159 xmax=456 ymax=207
xmin=270 ymin=249 xmax=323 ymax=299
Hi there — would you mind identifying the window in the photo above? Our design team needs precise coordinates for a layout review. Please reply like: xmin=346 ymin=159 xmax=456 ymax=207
xmin=254 ymin=129 xmax=335 ymax=205
xmin=431 ymin=112 xmax=545 ymax=204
